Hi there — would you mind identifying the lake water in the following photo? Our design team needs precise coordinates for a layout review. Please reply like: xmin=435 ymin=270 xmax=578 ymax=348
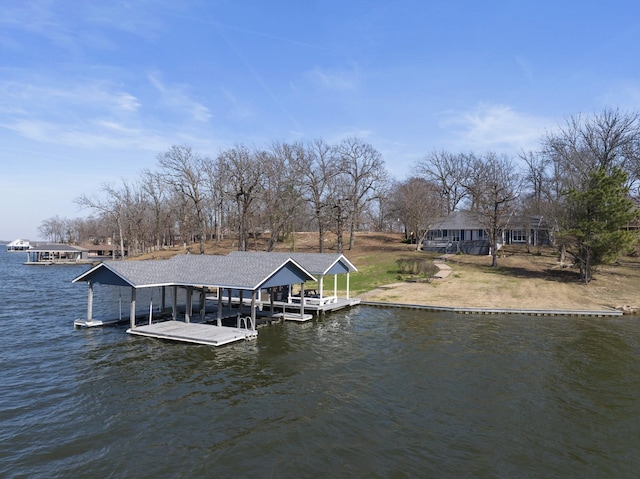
xmin=1 ymin=248 xmax=639 ymax=478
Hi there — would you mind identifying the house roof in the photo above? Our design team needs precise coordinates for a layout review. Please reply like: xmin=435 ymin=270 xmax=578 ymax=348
xmin=226 ymin=252 xmax=358 ymax=275
xmin=72 ymin=254 xmax=316 ymax=291
xmin=430 ymin=211 xmax=484 ymax=230
xmin=429 ymin=211 xmax=552 ymax=230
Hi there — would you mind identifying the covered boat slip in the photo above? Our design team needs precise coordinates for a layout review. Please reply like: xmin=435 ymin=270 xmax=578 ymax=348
xmin=72 ymin=252 xmax=357 ymax=346
xmin=226 ymin=251 xmax=358 ymax=309
xmin=24 ymin=243 xmax=90 ymax=265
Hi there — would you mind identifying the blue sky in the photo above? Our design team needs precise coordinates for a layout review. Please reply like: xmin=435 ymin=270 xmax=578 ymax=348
xmin=2 ymin=0 xmax=640 ymax=241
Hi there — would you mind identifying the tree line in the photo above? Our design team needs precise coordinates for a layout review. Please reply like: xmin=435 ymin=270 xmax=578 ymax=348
xmin=42 ymin=137 xmax=388 ymax=256
xmin=40 ymin=108 xmax=640 ymax=283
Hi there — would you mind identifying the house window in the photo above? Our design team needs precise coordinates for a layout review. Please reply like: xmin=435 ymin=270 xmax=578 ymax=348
xmin=477 ymin=229 xmax=486 ymax=238
xmin=512 ymin=230 xmax=526 ymax=243
xmin=427 ymin=230 xmax=442 ymax=241
xmin=451 ymin=230 xmax=460 ymax=242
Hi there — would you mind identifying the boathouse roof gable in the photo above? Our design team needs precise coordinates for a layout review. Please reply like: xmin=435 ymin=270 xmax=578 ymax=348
xmin=226 ymin=252 xmax=357 ymax=275
xmin=72 ymin=260 xmax=176 ymax=288
xmin=168 ymin=254 xmax=315 ymax=289
xmin=72 ymin=254 xmax=316 ymax=291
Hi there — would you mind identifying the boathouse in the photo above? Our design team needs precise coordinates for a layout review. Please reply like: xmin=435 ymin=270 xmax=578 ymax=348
xmin=25 ymin=244 xmax=89 ymax=264
xmin=72 ymin=254 xmax=318 ymax=346
xmin=6 ymin=239 xmax=32 ymax=252
xmin=226 ymin=251 xmax=358 ymax=312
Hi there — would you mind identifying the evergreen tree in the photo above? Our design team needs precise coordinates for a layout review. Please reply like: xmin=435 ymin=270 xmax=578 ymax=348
xmin=562 ymin=166 xmax=638 ymax=283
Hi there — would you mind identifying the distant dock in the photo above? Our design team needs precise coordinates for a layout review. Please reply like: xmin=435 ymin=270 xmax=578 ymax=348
xmin=24 ymin=244 xmax=91 ymax=265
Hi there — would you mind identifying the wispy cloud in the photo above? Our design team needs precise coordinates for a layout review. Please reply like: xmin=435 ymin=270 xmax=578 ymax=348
xmin=4 ymin=118 xmax=166 ymax=152
xmin=148 ymin=74 xmax=212 ymax=122
xmin=308 ymin=66 xmax=360 ymax=91
xmin=440 ymin=103 xmax=553 ymax=153
xmin=0 ymin=80 xmax=140 ymax=116
xmin=0 ymin=79 xmax=166 ymax=150
xmin=0 ymin=1 xmax=166 ymax=44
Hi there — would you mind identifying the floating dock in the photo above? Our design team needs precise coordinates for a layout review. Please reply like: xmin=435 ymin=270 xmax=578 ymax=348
xmin=127 ymin=321 xmax=257 ymax=346
xmin=272 ymin=312 xmax=314 ymax=322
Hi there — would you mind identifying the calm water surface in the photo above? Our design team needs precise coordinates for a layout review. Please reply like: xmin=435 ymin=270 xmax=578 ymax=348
xmin=1 ymin=249 xmax=639 ymax=478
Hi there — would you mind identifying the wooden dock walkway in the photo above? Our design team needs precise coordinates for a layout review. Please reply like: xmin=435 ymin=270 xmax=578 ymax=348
xmin=127 ymin=321 xmax=257 ymax=346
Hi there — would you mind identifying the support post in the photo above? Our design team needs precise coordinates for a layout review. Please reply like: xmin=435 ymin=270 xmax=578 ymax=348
xmin=319 ymin=275 xmax=324 ymax=302
xmin=300 ymin=282 xmax=305 ymax=319
xmin=185 ymin=286 xmax=192 ymax=323
xmin=251 ymin=290 xmax=257 ymax=331
xmin=172 ymin=286 xmax=178 ymax=320
xmin=270 ymin=287 xmax=274 ymax=313
xmin=200 ymin=289 xmax=206 ymax=322
xmin=217 ymin=287 xmax=222 ymax=327
xmin=87 ymin=282 xmax=94 ymax=323
xmin=130 ymin=287 xmax=137 ymax=329
xmin=346 ymin=272 xmax=350 ymax=300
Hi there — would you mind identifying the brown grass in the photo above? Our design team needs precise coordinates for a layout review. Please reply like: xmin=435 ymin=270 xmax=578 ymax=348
xmin=138 ymin=232 xmax=640 ymax=313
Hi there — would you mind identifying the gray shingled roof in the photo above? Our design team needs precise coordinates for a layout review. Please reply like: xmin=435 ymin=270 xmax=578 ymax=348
xmin=430 ymin=211 xmax=484 ymax=230
xmin=227 ymin=252 xmax=357 ymax=275
xmin=73 ymin=254 xmax=315 ymax=290
xmin=29 ymin=243 xmax=89 ymax=252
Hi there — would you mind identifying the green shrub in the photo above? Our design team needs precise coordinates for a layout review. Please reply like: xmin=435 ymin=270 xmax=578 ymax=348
xmin=396 ymin=258 xmax=438 ymax=279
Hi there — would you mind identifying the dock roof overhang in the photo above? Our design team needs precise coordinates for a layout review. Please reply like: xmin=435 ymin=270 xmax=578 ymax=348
xmin=226 ymin=252 xmax=357 ymax=276
xmin=72 ymin=254 xmax=316 ymax=291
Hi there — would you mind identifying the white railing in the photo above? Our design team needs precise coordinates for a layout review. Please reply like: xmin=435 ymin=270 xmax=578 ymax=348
xmin=303 ymin=295 xmax=337 ymax=306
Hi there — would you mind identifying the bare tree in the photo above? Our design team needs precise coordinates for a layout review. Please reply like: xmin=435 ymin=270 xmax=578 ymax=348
xmin=415 ymin=151 xmax=474 ymax=214
xmin=326 ymin=172 xmax=352 ymax=254
xmin=141 ymin=169 xmax=172 ymax=251
xmin=219 ymin=145 xmax=263 ymax=251
xmin=544 ymin=108 xmax=640 ymax=190
xmin=38 ymin=216 xmax=67 ymax=242
xmin=463 ymin=153 xmax=521 ymax=267
xmin=299 ymin=139 xmax=340 ymax=252
xmin=75 ymin=182 xmax=130 ymax=259
xmin=336 ymin=138 xmax=388 ymax=250
xmin=518 ymin=150 xmax=564 ymax=252
xmin=389 ymin=176 xmax=444 ymax=249
xmin=157 ymin=145 xmax=208 ymax=254
xmin=369 ymin=180 xmax=394 ymax=232
xmin=202 ymin=155 xmax=231 ymax=243
xmin=260 ymin=141 xmax=306 ymax=251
